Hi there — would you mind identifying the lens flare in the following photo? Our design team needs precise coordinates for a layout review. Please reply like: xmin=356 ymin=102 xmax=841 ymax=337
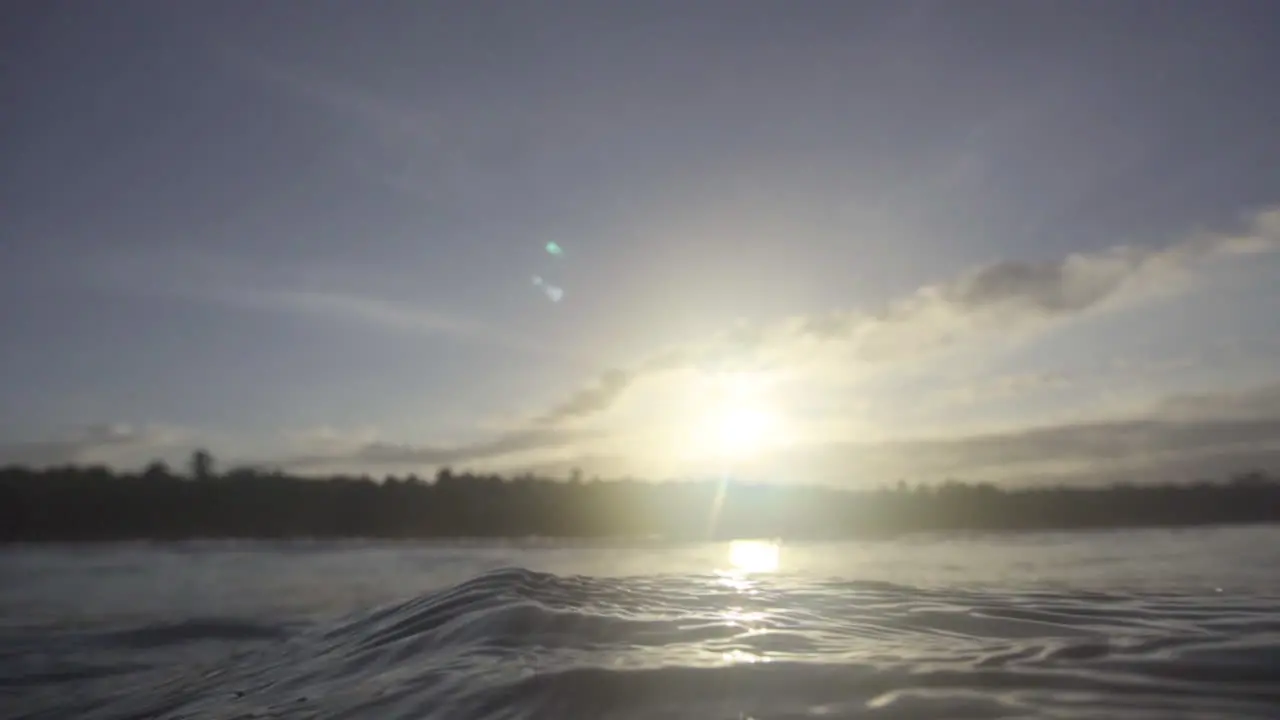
xmin=531 ymin=275 xmax=564 ymax=302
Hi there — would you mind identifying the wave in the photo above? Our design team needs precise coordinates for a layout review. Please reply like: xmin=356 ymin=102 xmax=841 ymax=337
xmin=7 ymin=568 xmax=1280 ymax=719
xmin=99 ymin=618 xmax=292 ymax=648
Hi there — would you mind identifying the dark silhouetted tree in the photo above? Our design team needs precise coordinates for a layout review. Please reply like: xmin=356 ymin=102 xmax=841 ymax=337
xmin=0 ymin=453 xmax=1277 ymax=542
xmin=143 ymin=461 xmax=172 ymax=481
xmin=189 ymin=449 xmax=215 ymax=481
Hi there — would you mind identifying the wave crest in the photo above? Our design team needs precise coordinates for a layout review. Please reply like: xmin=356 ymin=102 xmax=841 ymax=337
xmin=9 ymin=567 xmax=1280 ymax=719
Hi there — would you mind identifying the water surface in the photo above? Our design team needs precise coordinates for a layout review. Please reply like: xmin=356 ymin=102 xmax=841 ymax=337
xmin=3 ymin=527 xmax=1279 ymax=719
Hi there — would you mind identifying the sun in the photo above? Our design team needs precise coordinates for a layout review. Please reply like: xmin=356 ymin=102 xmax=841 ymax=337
xmin=711 ymin=407 xmax=776 ymax=459
xmin=686 ymin=371 xmax=784 ymax=461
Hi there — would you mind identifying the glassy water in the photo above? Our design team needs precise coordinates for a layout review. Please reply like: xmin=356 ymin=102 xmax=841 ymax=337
xmin=3 ymin=527 xmax=1279 ymax=719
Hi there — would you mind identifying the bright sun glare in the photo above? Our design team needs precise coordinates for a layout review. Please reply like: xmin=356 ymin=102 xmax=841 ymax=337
xmin=728 ymin=540 xmax=780 ymax=573
xmin=712 ymin=407 xmax=776 ymax=458
xmin=692 ymin=371 xmax=783 ymax=461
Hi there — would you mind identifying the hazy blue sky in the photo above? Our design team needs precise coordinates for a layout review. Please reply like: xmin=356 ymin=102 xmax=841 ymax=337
xmin=4 ymin=0 xmax=1280 ymax=485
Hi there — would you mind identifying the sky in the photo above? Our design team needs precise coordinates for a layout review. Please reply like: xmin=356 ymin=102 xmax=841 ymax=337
xmin=3 ymin=0 xmax=1280 ymax=486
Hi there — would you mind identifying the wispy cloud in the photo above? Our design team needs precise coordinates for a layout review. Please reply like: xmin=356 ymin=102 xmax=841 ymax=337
xmin=276 ymin=425 xmax=595 ymax=473
xmin=224 ymin=286 xmax=596 ymax=360
xmin=534 ymin=369 xmax=634 ymax=425
xmin=218 ymin=46 xmax=438 ymax=148
xmin=761 ymin=414 xmax=1280 ymax=488
xmin=93 ymin=245 xmax=556 ymax=355
xmin=940 ymin=371 xmax=1073 ymax=407
xmin=829 ymin=380 xmax=1280 ymax=485
xmin=264 ymin=380 xmax=1280 ymax=486
xmin=216 ymin=46 xmax=481 ymax=206
xmin=540 ymin=207 xmax=1280 ymax=424
xmin=84 ymin=201 xmax=1280 ymax=481
xmin=231 ymin=288 xmax=491 ymax=342
xmin=252 ymin=207 xmax=1280 ymax=477
xmin=0 ymin=424 xmax=191 ymax=468
xmin=1154 ymin=382 xmax=1280 ymax=423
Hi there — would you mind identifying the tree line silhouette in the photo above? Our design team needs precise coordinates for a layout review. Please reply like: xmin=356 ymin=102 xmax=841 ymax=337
xmin=1 ymin=450 xmax=1278 ymax=542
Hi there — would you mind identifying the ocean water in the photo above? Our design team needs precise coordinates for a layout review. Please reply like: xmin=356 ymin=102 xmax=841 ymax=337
xmin=3 ymin=527 xmax=1279 ymax=719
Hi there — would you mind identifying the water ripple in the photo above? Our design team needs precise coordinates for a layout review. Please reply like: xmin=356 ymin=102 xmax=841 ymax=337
xmin=6 ymin=567 xmax=1279 ymax=719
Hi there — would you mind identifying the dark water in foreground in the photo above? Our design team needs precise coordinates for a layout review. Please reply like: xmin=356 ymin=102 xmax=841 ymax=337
xmin=3 ymin=527 xmax=1280 ymax=719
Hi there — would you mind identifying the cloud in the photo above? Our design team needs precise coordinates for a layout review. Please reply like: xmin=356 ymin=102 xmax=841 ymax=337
xmin=539 ymin=207 xmax=1280 ymax=424
xmin=276 ymin=425 xmax=595 ymax=473
xmin=0 ymin=424 xmax=190 ymax=468
xmin=767 ymin=380 xmax=1280 ymax=485
xmin=233 ymin=288 xmax=488 ymax=341
xmin=534 ymin=369 xmax=634 ymax=425
xmin=802 ymin=417 xmax=1280 ymax=482
xmin=253 ymin=207 xmax=1280 ymax=477
xmin=940 ymin=371 xmax=1073 ymax=407
xmin=256 ymin=376 xmax=1280 ymax=485
xmin=229 ymin=288 xmax=592 ymax=360
xmin=220 ymin=46 xmax=437 ymax=147
xmin=520 ymin=382 xmax=1280 ymax=487
xmin=800 ymin=207 xmax=1278 ymax=350
xmin=218 ymin=47 xmax=487 ymax=206
xmin=1153 ymin=382 xmax=1280 ymax=423
xmin=93 ymin=245 xmax=561 ymax=356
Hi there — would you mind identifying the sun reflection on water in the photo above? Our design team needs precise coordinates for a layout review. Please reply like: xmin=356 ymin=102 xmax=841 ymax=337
xmin=720 ymin=648 xmax=769 ymax=665
xmin=728 ymin=539 xmax=780 ymax=574
xmin=713 ymin=540 xmax=780 ymax=667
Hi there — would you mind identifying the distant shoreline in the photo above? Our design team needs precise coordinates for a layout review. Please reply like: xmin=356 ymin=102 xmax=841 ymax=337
xmin=2 ymin=520 xmax=1277 ymax=546
xmin=3 ymin=454 xmax=1277 ymax=543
